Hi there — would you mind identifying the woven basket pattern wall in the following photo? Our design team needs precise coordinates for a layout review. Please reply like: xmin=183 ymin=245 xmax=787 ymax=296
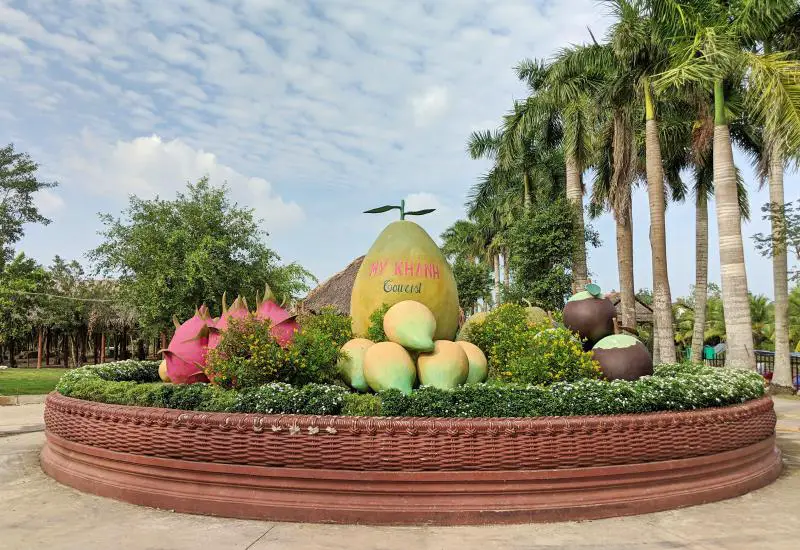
xmin=44 ymin=393 xmax=776 ymax=472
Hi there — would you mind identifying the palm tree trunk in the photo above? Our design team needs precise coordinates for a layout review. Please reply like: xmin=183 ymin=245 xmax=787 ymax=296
xmin=644 ymin=91 xmax=676 ymax=363
xmin=36 ymin=328 xmax=43 ymax=369
xmin=566 ymin=153 xmax=588 ymax=291
xmin=503 ymin=249 xmax=510 ymax=288
xmin=100 ymin=333 xmax=106 ymax=363
xmin=713 ymin=84 xmax=755 ymax=369
xmin=63 ymin=336 xmax=69 ymax=369
xmin=768 ymin=142 xmax=792 ymax=389
xmin=523 ymin=172 xmax=531 ymax=209
xmin=616 ymin=204 xmax=636 ymax=331
xmin=691 ymin=195 xmax=709 ymax=364
xmin=493 ymin=255 xmax=501 ymax=305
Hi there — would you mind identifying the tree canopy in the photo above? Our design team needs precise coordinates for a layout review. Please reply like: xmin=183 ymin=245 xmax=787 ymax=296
xmin=0 ymin=143 xmax=58 ymax=266
xmin=89 ymin=177 xmax=314 ymax=335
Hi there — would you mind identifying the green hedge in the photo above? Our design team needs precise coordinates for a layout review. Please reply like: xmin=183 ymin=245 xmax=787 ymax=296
xmin=55 ymin=361 xmax=765 ymax=418
xmin=379 ymin=364 xmax=765 ymax=417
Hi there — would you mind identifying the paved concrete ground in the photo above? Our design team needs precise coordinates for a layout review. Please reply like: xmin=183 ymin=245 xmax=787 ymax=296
xmin=0 ymin=402 xmax=45 ymax=435
xmin=1 ymin=398 xmax=799 ymax=550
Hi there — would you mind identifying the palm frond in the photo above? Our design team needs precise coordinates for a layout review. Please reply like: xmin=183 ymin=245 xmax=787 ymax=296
xmin=743 ymin=50 xmax=800 ymax=154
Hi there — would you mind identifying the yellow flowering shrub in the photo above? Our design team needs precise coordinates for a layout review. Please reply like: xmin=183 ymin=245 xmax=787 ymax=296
xmin=205 ymin=313 xmax=345 ymax=390
xmin=465 ymin=304 xmax=601 ymax=385
xmin=497 ymin=327 xmax=602 ymax=385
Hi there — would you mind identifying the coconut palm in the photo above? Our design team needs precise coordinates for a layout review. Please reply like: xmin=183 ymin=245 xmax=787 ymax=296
xmin=686 ymin=88 xmax=755 ymax=363
xmin=652 ymin=0 xmax=800 ymax=369
xmin=507 ymin=58 xmax=595 ymax=291
xmin=759 ymin=7 xmax=800 ymax=389
xmin=441 ymin=219 xmax=486 ymax=264
xmin=565 ymin=2 xmax=678 ymax=360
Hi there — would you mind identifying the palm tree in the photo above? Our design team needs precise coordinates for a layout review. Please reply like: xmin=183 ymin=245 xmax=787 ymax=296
xmin=508 ymin=58 xmax=595 ymax=291
xmin=652 ymin=0 xmax=800 ymax=369
xmin=686 ymin=92 xmax=754 ymax=363
xmin=441 ymin=219 xmax=485 ymax=263
xmin=761 ymin=7 xmax=800 ymax=389
xmin=576 ymin=1 xmax=678 ymax=360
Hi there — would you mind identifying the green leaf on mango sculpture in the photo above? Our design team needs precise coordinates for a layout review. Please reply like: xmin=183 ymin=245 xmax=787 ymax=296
xmin=364 ymin=199 xmax=436 ymax=220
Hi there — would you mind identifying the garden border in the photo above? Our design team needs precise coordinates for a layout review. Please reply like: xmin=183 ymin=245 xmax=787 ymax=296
xmin=41 ymin=392 xmax=782 ymax=525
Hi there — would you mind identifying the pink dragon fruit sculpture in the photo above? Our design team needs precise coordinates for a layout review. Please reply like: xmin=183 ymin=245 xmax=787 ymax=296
xmin=255 ymin=284 xmax=298 ymax=347
xmin=207 ymin=293 xmax=251 ymax=351
xmin=162 ymin=304 xmax=215 ymax=384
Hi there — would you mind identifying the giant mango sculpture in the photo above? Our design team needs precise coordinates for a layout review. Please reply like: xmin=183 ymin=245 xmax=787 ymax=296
xmin=351 ymin=200 xmax=460 ymax=341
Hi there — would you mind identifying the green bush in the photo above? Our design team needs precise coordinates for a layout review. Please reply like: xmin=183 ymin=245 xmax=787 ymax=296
xmin=366 ymin=303 xmax=390 ymax=342
xmin=299 ymin=306 xmax=353 ymax=347
xmin=205 ymin=316 xmax=283 ymax=389
xmin=463 ymin=304 xmax=599 ymax=385
xmin=56 ymin=363 xmax=348 ymax=415
xmin=55 ymin=361 xmax=766 ymax=419
xmin=464 ymin=303 xmax=530 ymax=360
xmin=205 ymin=315 xmax=344 ymax=389
xmin=379 ymin=365 xmax=766 ymax=417
xmin=500 ymin=327 xmax=602 ymax=385
xmin=342 ymin=393 xmax=382 ymax=416
xmin=233 ymin=383 xmax=349 ymax=415
xmin=284 ymin=327 xmax=344 ymax=386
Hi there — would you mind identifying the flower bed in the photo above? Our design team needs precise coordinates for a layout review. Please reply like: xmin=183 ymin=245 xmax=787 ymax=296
xmin=41 ymin=361 xmax=781 ymax=525
xmin=54 ymin=360 xmax=766 ymax=418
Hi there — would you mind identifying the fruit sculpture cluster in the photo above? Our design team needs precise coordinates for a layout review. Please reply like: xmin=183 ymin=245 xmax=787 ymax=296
xmin=562 ymin=284 xmax=653 ymax=381
xmin=160 ymin=285 xmax=298 ymax=384
xmin=338 ymin=300 xmax=488 ymax=394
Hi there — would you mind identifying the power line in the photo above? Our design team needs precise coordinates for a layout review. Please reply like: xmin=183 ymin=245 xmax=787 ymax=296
xmin=0 ymin=289 xmax=118 ymax=303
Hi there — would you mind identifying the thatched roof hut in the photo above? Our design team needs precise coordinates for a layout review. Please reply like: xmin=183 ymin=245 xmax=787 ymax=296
xmin=606 ymin=292 xmax=653 ymax=324
xmin=299 ymin=256 xmax=364 ymax=315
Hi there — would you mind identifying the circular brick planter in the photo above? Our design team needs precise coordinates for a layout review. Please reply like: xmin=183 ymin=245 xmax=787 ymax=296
xmin=41 ymin=392 xmax=781 ymax=525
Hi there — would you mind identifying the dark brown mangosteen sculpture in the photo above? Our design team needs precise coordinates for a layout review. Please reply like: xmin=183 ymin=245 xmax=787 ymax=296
xmin=562 ymin=284 xmax=616 ymax=350
xmin=592 ymin=334 xmax=653 ymax=381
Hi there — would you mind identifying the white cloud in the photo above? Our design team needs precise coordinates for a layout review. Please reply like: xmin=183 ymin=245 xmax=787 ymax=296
xmin=64 ymin=133 xmax=304 ymax=231
xmin=0 ymin=33 xmax=28 ymax=53
xmin=35 ymin=189 xmax=65 ymax=217
xmin=410 ymin=85 xmax=449 ymax=127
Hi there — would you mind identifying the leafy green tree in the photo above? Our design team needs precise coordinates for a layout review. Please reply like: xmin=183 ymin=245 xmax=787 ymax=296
xmin=0 ymin=252 xmax=49 ymax=366
xmin=635 ymin=288 xmax=653 ymax=306
xmin=0 ymin=143 xmax=58 ymax=266
xmin=451 ymin=258 xmax=492 ymax=314
xmin=754 ymin=200 xmax=800 ymax=281
xmin=89 ymin=178 xmax=314 ymax=335
xmin=504 ymin=199 xmax=598 ymax=311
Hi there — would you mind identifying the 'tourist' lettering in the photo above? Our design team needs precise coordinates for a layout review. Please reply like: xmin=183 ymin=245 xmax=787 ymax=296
xmin=383 ymin=280 xmax=423 ymax=294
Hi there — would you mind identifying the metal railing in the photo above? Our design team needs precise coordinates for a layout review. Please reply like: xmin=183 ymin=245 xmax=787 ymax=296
xmin=704 ymin=350 xmax=800 ymax=389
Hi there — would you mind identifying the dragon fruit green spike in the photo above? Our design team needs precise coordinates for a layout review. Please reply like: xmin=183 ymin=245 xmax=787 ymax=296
xmin=163 ymin=305 xmax=213 ymax=384
xmin=255 ymin=283 xmax=298 ymax=347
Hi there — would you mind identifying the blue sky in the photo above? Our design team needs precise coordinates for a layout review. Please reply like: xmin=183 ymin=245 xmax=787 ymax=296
xmin=1 ymin=0 xmax=796 ymax=300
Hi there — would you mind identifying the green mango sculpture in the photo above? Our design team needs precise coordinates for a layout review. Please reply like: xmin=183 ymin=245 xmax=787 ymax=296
xmin=417 ymin=340 xmax=469 ymax=389
xmin=383 ymin=300 xmax=436 ymax=352
xmin=351 ymin=201 xmax=460 ymax=341
xmin=337 ymin=338 xmax=374 ymax=392
xmin=455 ymin=340 xmax=488 ymax=383
xmin=363 ymin=341 xmax=417 ymax=394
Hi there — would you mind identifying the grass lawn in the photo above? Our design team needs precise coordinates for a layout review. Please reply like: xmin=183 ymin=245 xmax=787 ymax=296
xmin=0 ymin=368 xmax=69 ymax=396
